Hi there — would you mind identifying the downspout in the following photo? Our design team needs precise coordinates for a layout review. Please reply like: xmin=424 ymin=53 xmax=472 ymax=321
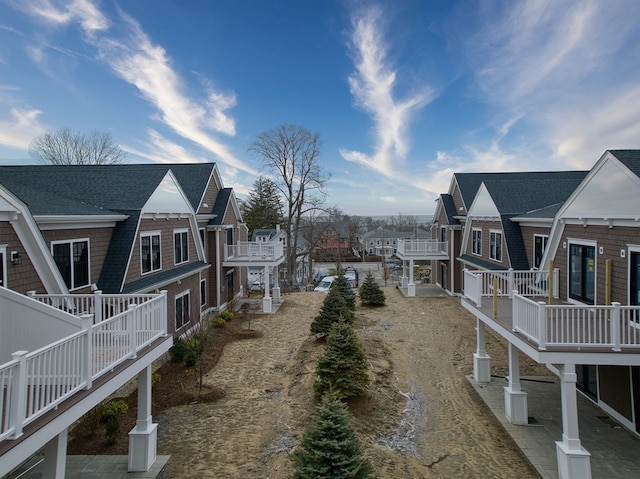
xmin=215 ymin=228 xmax=221 ymax=309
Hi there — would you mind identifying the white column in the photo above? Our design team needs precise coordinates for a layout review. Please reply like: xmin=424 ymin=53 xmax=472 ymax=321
xmin=128 ymin=365 xmax=158 ymax=472
xmin=41 ymin=428 xmax=68 ymax=478
xmin=401 ymin=261 xmax=408 ymax=289
xmin=262 ymin=266 xmax=272 ymax=313
xmin=556 ymin=363 xmax=592 ymax=479
xmin=504 ymin=343 xmax=528 ymax=424
xmin=473 ymin=319 xmax=491 ymax=382
xmin=272 ymin=265 xmax=281 ymax=302
xmin=407 ymin=259 xmax=416 ymax=297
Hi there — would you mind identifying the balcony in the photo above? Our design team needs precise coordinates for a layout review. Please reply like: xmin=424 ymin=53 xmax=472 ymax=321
xmin=223 ymin=241 xmax=285 ymax=267
xmin=462 ymin=268 xmax=640 ymax=356
xmin=0 ymin=288 xmax=171 ymax=474
xmin=396 ymin=239 xmax=448 ymax=260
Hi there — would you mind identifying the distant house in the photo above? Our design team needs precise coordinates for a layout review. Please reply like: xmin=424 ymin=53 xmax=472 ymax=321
xmin=361 ymin=227 xmax=429 ymax=257
xmin=0 ymin=162 xmax=253 ymax=477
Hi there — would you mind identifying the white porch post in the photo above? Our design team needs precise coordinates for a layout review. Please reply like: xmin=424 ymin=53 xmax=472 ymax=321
xmin=401 ymin=260 xmax=408 ymax=289
xmin=504 ymin=343 xmax=528 ymax=424
xmin=262 ymin=266 xmax=272 ymax=313
xmin=41 ymin=428 xmax=68 ymax=478
xmin=407 ymin=259 xmax=416 ymax=297
xmin=128 ymin=365 xmax=158 ymax=472
xmin=272 ymin=265 xmax=281 ymax=303
xmin=556 ymin=363 xmax=592 ymax=479
xmin=473 ymin=319 xmax=491 ymax=382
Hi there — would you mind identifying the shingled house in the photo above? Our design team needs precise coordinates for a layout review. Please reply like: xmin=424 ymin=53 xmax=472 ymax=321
xmin=0 ymin=162 xmax=249 ymax=477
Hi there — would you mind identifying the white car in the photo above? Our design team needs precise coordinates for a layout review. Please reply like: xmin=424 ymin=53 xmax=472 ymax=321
xmin=314 ymin=276 xmax=337 ymax=293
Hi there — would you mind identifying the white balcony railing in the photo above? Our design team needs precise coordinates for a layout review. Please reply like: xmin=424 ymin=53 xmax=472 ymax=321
xmin=0 ymin=291 xmax=167 ymax=441
xmin=396 ymin=239 xmax=447 ymax=257
xmin=513 ymin=295 xmax=640 ymax=351
xmin=463 ymin=268 xmax=640 ymax=351
xmin=463 ymin=268 xmax=559 ymax=308
xmin=225 ymin=241 xmax=284 ymax=261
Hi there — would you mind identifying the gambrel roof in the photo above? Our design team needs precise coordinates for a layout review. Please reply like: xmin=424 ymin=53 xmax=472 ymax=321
xmin=463 ymin=171 xmax=589 ymax=270
xmin=0 ymin=163 xmax=222 ymax=293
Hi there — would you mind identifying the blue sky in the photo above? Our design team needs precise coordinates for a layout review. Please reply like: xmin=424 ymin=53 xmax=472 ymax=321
xmin=1 ymin=1 xmax=639 ymax=216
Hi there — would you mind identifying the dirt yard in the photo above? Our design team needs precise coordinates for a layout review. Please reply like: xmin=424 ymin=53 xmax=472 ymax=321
xmin=70 ymin=286 xmax=549 ymax=478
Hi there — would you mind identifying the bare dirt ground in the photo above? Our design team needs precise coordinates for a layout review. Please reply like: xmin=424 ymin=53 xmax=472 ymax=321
xmin=70 ymin=286 xmax=549 ymax=478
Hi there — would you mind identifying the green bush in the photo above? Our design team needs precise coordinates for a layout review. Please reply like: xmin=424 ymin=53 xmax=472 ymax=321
xmin=218 ymin=311 xmax=234 ymax=322
xmin=169 ymin=336 xmax=187 ymax=363
xmin=211 ymin=316 xmax=227 ymax=328
xmin=359 ymin=272 xmax=386 ymax=306
xmin=99 ymin=400 xmax=129 ymax=445
xmin=151 ymin=373 xmax=161 ymax=388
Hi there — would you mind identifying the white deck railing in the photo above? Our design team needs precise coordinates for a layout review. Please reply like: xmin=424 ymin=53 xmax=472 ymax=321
xmin=463 ymin=268 xmax=559 ymax=307
xmin=225 ymin=241 xmax=284 ymax=261
xmin=0 ymin=291 xmax=167 ymax=441
xmin=513 ymin=295 xmax=640 ymax=351
xmin=396 ymin=239 xmax=447 ymax=256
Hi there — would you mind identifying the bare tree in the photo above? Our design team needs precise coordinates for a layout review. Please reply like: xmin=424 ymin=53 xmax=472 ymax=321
xmin=29 ymin=127 xmax=128 ymax=165
xmin=249 ymin=124 xmax=329 ymax=285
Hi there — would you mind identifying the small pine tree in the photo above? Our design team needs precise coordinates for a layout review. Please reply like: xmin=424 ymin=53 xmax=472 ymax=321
xmin=359 ymin=272 xmax=386 ymax=306
xmin=314 ymin=317 xmax=370 ymax=399
xmin=333 ymin=273 xmax=356 ymax=311
xmin=310 ymin=287 xmax=353 ymax=335
xmin=290 ymin=395 xmax=373 ymax=479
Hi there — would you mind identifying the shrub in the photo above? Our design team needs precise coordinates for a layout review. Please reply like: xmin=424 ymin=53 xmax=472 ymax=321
xmin=359 ymin=272 xmax=386 ymax=306
xmin=211 ymin=316 xmax=227 ymax=328
xmin=99 ymin=400 xmax=129 ymax=445
xmin=314 ymin=317 xmax=369 ymax=399
xmin=151 ymin=373 xmax=161 ymax=388
xmin=290 ymin=395 xmax=373 ymax=479
xmin=310 ymin=287 xmax=353 ymax=335
xmin=333 ymin=273 xmax=356 ymax=311
xmin=169 ymin=337 xmax=187 ymax=363
xmin=218 ymin=311 xmax=234 ymax=322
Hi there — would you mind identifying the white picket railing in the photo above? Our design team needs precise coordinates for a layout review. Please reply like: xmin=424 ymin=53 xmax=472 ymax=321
xmin=512 ymin=295 xmax=640 ymax=350
xmin=396 ymin=239 xmax=447 ymax=256
xmin=463 ymin=268 xmax=559 ymax=308
xmin=0 ymin=292 xmax=167 ymax=441
xmin=225 ymin=241 xmax=284 ymax=261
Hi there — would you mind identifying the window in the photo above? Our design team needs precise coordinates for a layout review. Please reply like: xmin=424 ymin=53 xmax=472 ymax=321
xmin=175 ymin=291 xmax=190 ymax=330
xmin=52 ymin=239 xmax=89 ymax=290
xmin=569 ymin=242 xmax=596 ymax=304
xmin=489 ymin=231 xmax=502 ymax=262
xmin=200 ymin=278 xmax=207 ymax=307
xmin=472 ymin=229 xmax=482 ymax=256
xmin=174 ymin=229 xmax=189 ymax=265
xmin=534 ymin=235 xmax=549 ymax=269
xmin=226 ymin=227 xmax=233 ymax=246
xmin=199 ymin=228 xmax=205 ymax=249
xmin=141 ymin=232 xmax=161 ymax=274
xmin=440 ymin=227 xmax=447 ymax=243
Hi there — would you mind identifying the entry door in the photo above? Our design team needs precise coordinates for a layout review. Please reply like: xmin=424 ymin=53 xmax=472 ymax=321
xmin=632 ymin=251 xmax=640 ymax=322
xmin=0 ymin=246 xmax=5 ymax=288
xmin=440 ymin=263 xmax=447 ymax=290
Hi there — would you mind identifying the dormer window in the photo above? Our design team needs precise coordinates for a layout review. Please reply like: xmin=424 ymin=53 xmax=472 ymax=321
xmin=174 ymin=229 xmax=189 ymax=265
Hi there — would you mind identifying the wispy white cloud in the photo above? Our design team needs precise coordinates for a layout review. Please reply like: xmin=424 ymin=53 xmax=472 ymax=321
xmin=0 ymin=107 xmax=46 ymax=149
xmin=461 ymin=0 xmax=640 ymax=169
xmin=341 ymin=5 xmax=433 ymax=178
xmin=14 ymin=0 xmax=108 ymax=33
xmin=10 ymin=0 xmax=257 ymax=174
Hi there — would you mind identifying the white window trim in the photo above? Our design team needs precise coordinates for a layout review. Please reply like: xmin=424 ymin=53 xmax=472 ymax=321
xmin=472 ymin=228 xmax=482 ymax=256
xmin=200 ymin=278 xmax=207 ymax=307
xmin=141 ymin=231 xmax=162 ymax=275
xmin=175 ymin=289 xmax=191 ymax=331
xmin=489 ymin=230 xmax=502 ymax=261
xmin=174 ymin=228 xmax=189 ymax=265
xmin=629 ymin=245 xmax=640 ymax=306
xmin=51 ymin=238 xmax=91 ymax=291
xmin=0 ymin=244 xmax=6 ymax=289
xmin=533 ymin=234 xmax=549 ymax=269
xmin=566 ymin=239 xmax=597 ymax=306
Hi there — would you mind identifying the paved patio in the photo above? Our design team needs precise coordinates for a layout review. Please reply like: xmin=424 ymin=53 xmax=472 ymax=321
xmin=467 ymin=374 xmax=640 ymax=479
